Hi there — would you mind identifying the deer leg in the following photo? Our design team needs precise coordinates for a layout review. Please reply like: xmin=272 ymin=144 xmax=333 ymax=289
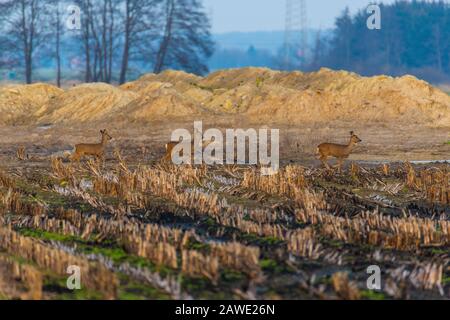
xmin=320 ymin=156 xmax=330 ymax=169
xmin=162 ymin=152 xmax=171 ymax=163
xmin=98 ymin=153 xmax=105 ymax=165
xmin=336 ymin=158 xmax=344 ymax=172
xmin=332 ymin=158 xmax=342 ymax=171
xmin=71 ymin=153 xmax=80 ymax=162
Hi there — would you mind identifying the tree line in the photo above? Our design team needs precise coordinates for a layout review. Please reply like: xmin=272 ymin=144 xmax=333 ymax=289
xmin=0 ymin=0 xmax=213 ymax=85
xmin=311 ymin=1 xmax=450 ymax=83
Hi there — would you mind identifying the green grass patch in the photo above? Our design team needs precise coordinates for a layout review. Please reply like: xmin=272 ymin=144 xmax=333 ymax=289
xmin=360 ymin=289 xmax=386 ymax=300
xmin=221 ymin=269 xmax=245 ymax=283
xmin=43 ymin=277 xmax=103 ymax=300
xmin=260 ymin=258 xmax=277 ymax=270
xmin=19 ymin=228 xmax=79 ymax=243
xmin=241 ymin=233 xmax=284 ymax=247
xmin=16 ymin=228 xmax=175 ymax=278
xmin=117 ymin=274 xmax=171 ymax=300
xmin=431 ymin=248 xmax=447 ymax=255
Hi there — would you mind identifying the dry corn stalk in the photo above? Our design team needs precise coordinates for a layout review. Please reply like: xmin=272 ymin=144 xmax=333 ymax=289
xmin=0 ymin=224 xmax=118 ymax=299
xmin=331 ymin=272 xmax=361 ymax=300
xmin=388 ymin=262 xmax=444 ymax=295
xmin=0 ymin=255 xmax=43 ymax=300
xmin=210 ymin=242 xmax=261 ymax=278
xmin=181 ymin=250 xmax=219 ymax=284
xmin=16 ymin=146 xmax=27 ymax=161
xmin=296 ymin=207 xmax=450 ymax=250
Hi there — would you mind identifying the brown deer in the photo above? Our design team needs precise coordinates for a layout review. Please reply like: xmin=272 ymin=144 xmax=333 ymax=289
xmin=317 ymin=131 xmax=362 ymax=171
xmin=163 ymin=128 xmax=212 ymax=163
xmin=163 ymin=141 xmax=180 ymax=162
xmin=71 ymin=129 xmax=112 ymax=162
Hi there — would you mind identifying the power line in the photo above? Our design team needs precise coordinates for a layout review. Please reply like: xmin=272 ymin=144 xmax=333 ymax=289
xmin=283 ymin=0 xmax=307 ymax=70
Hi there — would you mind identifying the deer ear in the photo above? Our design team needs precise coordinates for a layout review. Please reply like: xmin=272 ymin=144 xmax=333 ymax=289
xmin=100 ymin=129 xmax=104 ymax=134
xmin=350 ymin=131 xmax=354 ymax=136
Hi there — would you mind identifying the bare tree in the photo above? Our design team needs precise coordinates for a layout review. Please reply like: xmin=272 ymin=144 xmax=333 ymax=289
xmin=153 ymin=0 xmax=214 ymax=75
xmin=0 ymin=0 xmax=47 ymax=83
xmin=74 ymin=0 xmax=117 ymax=83
xmin=77 ymin=0 xmax=93 ymax=82
xmin=45 ymin=0 xmax=64 ymax=87
xmin=87 ymin=0 xmax=116 ymax=82
xmin=55 ymin=5 xmax=62 ymax=87
xmin=154 ymin=0 xmax=174 ymax=74
xmin=119 ymin=0 xmax=160 ymax=84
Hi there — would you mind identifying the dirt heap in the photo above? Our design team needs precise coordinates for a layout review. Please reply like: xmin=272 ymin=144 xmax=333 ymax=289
xmin=114 ymin=81 xmax=207 ymax=122
xmin=121 ymin=70 xmax=212 ymax=107
xmin=1 ymin=67 xmax=449 ymax=126
xmin=123 ymin=67 xmax=450 ymax=126
xmin=194 ymin=68 xmax=449 ymax=125
xmin=35 ymin=83 xmax=139 ymax=123
xmin=120 ymin=70 xmax=202 ymax=94
xmin=0 ymin=83 xmax=63 ymax=125
xmin=34 ymin=74 xmax=208 ymax=124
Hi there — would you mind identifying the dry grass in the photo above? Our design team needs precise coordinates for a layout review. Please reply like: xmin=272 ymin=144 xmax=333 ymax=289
xmin=0 ymin=254 xmax=43 ymax=300
xmin=0 ymin=223 xmax=118 ymax=299
xmin=0 ymin=137 xmax=447 ymax=299
xmin=331 ymin=272 xmax=361 ymax=300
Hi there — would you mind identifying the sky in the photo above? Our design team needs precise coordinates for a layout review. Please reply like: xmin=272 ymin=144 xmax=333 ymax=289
xmin=202 ymin=0 xmax=397 ymax=33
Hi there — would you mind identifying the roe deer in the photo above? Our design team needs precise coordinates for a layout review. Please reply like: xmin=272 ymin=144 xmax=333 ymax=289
xmin=71 ymin=129 xmax=112 ymax=162
xmin=317 ymin=131 xmax=362 ymax=171
xmin=163 ymin=128 xmax=211 ymax=163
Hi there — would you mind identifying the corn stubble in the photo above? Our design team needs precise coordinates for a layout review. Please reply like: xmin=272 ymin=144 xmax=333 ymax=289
xmin=0 ymin=159 xmax=448 ymax=299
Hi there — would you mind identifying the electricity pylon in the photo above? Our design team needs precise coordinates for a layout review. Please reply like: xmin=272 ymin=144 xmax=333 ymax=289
xmin=283 ymin=0 xmax=307 ymax=70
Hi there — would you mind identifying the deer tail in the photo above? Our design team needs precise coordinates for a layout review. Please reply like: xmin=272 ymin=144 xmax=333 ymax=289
xmin=315 ymin=147 xmax=321 ymax=159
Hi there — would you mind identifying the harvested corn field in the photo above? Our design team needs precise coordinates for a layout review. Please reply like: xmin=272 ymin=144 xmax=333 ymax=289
xmin=0 ymin=67 xmax=449 ymax=301
xmin=0 ymin=145 xmax=448 ymax=300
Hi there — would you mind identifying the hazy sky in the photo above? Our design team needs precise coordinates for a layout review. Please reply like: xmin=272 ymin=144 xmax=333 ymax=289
xmin=203 ymin=0 xmax=397 ymax=33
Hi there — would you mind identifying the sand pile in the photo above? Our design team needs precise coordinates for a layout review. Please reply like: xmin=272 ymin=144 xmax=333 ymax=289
xmin=114 ymin=81 xmax=207 ymax=122
xmin=35 ymin=83 xmax=139 ymax=123
xmin=199 ymin=67 xmax=450 ymax=126
xmin=0 ymin=83 xmax=63 ymax=125
xmin=121 ymin=70 xmax=202 ymax=93
xmin=1 ymin=67 xmax=448 ymax=126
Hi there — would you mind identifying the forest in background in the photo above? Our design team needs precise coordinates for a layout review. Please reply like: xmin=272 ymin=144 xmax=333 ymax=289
xmin=0 ymin=0 xmax=213 ymax=85
xmin=0 ymin=0 xmax=449 ymax=85
xmin=315 ymin=1 xmax=450 ymax=84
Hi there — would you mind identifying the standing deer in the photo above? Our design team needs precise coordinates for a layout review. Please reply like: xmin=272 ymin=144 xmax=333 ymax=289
xmin=163 ymin=128 xmax=211 ymax=163
xmin=317 ymin=131 xmax=362 ymax=171
xmin=71 ymin=129 xmax=112 ymax=162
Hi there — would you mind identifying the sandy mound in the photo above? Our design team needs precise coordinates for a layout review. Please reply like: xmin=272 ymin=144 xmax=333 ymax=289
xmin=2 ymin=67 xmax=449 ymax=127
xmin=121 ymin=70 xmax=202 ymax=93
xmin=0 ymin=83 xmax=63 ymax=125
xmin=203 ymin=67 xmax=450 ymax=126
xmin=185 ymin=67 xmax=449 ymax=126
xmin=113 ymin=82 xmax=206 ymax=122
xmin=35 ymin=76 xmax=207 ymax=124
xmin=198 ymin=67 xmax=278 ymax=90
xmin=35 ymin=83 xmax=139 ymax=123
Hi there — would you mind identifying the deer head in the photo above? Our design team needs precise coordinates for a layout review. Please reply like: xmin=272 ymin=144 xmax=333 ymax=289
xmin=350 ymin=131 xmax=362 ymax=144
xmin=100 ymin=129 xmax=113 ymax=143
